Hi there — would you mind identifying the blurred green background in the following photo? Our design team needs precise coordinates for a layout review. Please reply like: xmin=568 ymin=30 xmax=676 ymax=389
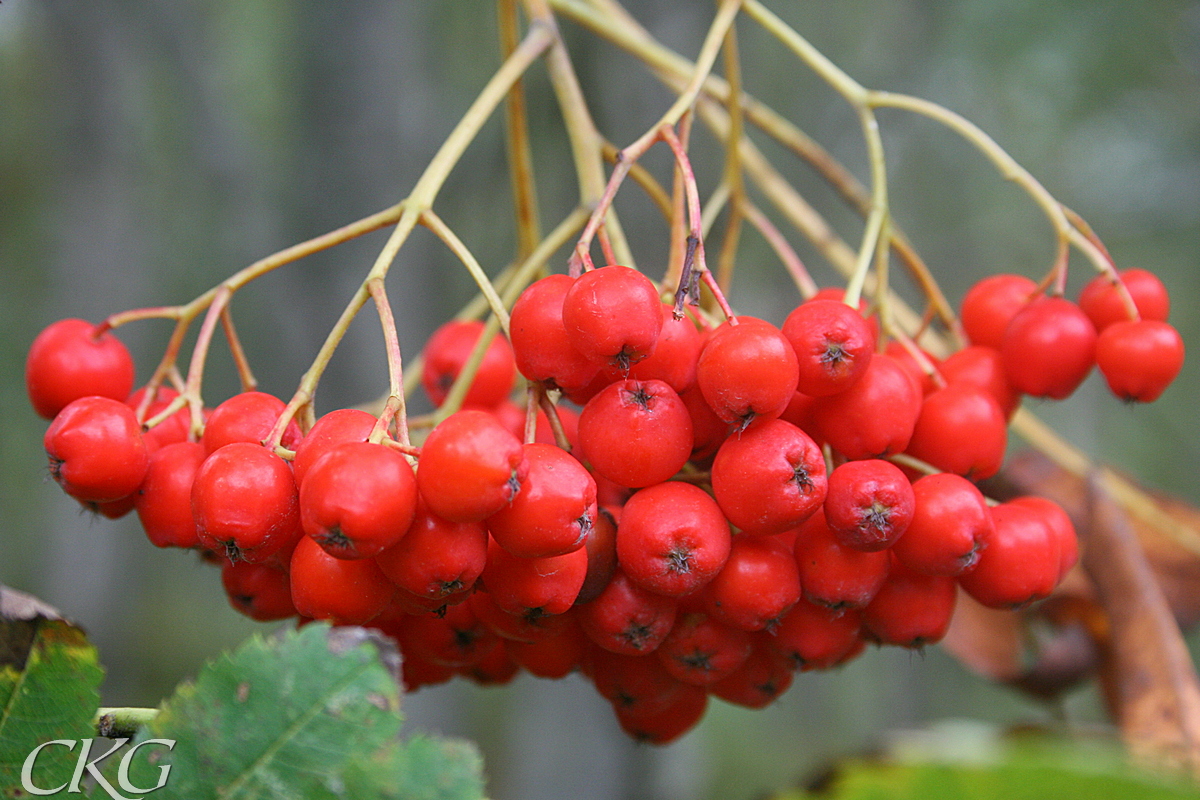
xmin=1 ymin=2 xmax=1197 ymax=799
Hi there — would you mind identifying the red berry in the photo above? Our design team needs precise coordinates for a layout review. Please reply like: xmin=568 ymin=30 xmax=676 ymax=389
xmin=696 ymin=317 xmax=799 ymax=429
xmin=809 ymin=354 xmax=922 ymax=460
xmin=655 ymin=612 xmax=752 ymax=686
xmin=578 ymin=570 xmax=678 ymax=655
xmin=1078 ymin=267 xmax=1170 ymax=331
xmin=1008 ymin=495 xmax=1078 ymax=581
xmin=562 ymin=265 xmax=664 ymax=369
xmin=862 ymin=557 xmax=957 ymax=648
xmin=421 ymin=319 xmax=516 ymax=409
xmin=201 ymin=391 xmax=302 ymax=455
xmin=221 ymin=560 xmax=296 ymax=622
xmin=792 ymin=507 xmax=890 ymax=610
xmin=416 ymin=409 xmax=528 ymax=523
xmin=481 ymin=536 xmax=589 ymax=617
xmin=26 ymin=319 xmax=135 ymax=420
xmin=937 ymin=346 xmax=1020 ymax=419
xmin=782 ymin=298 xmax=876 ymax=397
xmin=135 ymin=440 xmax=207 ymax=549
xmin=891 ymin=473 xmax=992 ymax=576
xmin=402 ymin=602 xmax=497 ymax=668
xmin=290 ymin=408 xmax=378 ymax=486
xmin=577 ymin=506 xmax=619 ymax=605
xmin=823 ymin=459 xmax=915 ymax=552
xmin=507 ymin=616 xmax=588 ymax=679
xmin=612 ymin=679 xmax=708 ymax=746
xmin=289 ymin=535 xmax=395 ymax=624
xmin=45 ymin=396 xmax=149 ymax=503
xmin=624 ymin=303 xmax=703 ymax=393
xmin=768 ymin=598 xmax=863 ymax=670
xmin=509 ymin=274 xmax=600 ymax=392
xmin=1001 ymin=296 xmax=1097 ymax=400
xmin=373 ymin=499 xmax=487 ymax=602
xmin=487 ymin=442 xmax=596 ymax=558
xmin=709 ymin=636 xmax=794 ymax=707
xmin=578 ymin=379 xmax=692 ymax=489
xmin=959 ymin=500 xmax=1060 ymax=609
xmin=126 ymin=385 xmax=192 ymax=452
xmin=703 ymin=535 xmax=801 ymax=631
xmin=191 ymin=442 xmax=302 ymax=564
xmin=299 ymin=441 xmax=418 ymax=559
xmin=1094 ymin=319 xmax=1185 ymax=402
xmin=617 ymin=482 xmax=732 ymax=598
xmin=905 ymin=384 xmax=1007 ymax=479
xmin=711 ymin=418 xmax=827 ymax=536
xmin=960 ymin=273 xmax=1038 ymax=348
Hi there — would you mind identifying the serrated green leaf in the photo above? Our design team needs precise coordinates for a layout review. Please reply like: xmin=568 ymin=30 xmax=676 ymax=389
xmin=340 ymin=735 xmax=486 ymax=800
xmin=0 ymin=616 xmax=103 ymax=799
xmin=121 ymin=623 xmax=405 ymax=800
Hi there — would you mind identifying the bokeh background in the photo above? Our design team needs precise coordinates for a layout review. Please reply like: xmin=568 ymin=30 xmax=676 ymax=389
xmin=1 ymin=2 xmax=1198 ymax=799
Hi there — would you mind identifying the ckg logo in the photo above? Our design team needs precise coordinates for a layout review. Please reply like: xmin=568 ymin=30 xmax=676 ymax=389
xmin=20 ymin=738 xmax=176 ymax=799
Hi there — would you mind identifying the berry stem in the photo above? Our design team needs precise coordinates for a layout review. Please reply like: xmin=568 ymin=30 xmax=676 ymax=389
xmin=499 ymin=0 xmax=543 ymax=260
xmin=742 ymin=200 xmax=818 ymax=299
xmin=368 ymin=278 xmax=411 ymax=448
xmin=220 ymin=305 xmax=258 ymax=393
xmin=421 ymin=210 xmax=512 ymax=336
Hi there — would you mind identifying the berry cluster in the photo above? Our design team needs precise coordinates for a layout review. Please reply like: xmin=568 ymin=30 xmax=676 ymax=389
xmin=26 ymin=261 xmax=1183 ymax=744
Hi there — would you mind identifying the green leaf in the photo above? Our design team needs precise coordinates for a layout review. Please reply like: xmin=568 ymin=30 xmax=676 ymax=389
xmin=0 ymin=592 xmax=103 ymax=799
xmin=122 ymin=622 xmax=405 ymax=800
xmin=341 ymin=735 xmax=486 ymax=800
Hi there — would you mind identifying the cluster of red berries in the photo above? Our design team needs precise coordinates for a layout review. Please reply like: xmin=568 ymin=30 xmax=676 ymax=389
xmin=25 ymin=263 xmax=1183 ymax=744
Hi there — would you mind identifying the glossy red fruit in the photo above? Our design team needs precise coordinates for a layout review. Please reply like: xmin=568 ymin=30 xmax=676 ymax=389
xmin=1001 ymin=296 xmax=1097 ymax=400
xmin=768 ymin=599 xmax=863 ymax=671
xmin=221 ymin=560 xmax=296 ymax=621
xmin=578 ymin=570 xmax=678 ymax=655
xmin=696 ymin=317 xmax=799 ymax=429
xmin=26 ymin=319 xmax=136 ymax=420
xmin=959 ymin=501 xmax=1060 ymax=609
xmin=468 ymin=590 xmax=572 ymax=643
xmin=487 ymin=442 xmax=596 ymax=558
xmin=421 ymin=319 xmax=516 ymax=409
xmin=960 ymin=273 xmax=1038 ymax=348
xmin=135 ymin=440 xmax=207 ymax=548
xmin=891 ymin=473 xmax=992 ymax=576
xmin=417 ymin=409 xmax=528 ymax=523
xmin=578 ymin=379 xmax=692 ymax=489
xmin=201 ymin=391 xmax=303 ymax=455
xmin=1007 ymin=495 xmax=1078 ymax=581
xmin=862 ymin=557 xmax=957 ymax=648
xmin=810 ymin=354 xmax=922 ymax=460
xmin=481 ymin=536 xmax=589 ymax=617
xmin=711 ymin=418 xmax=827 ymax=535
xmin=792 ymin=507 xmax=890 ymax=610
xmin=612 ymin=680 xmax=708 ymax=745
xmin=679 ymin=385 xmax=730 ymax=461
xmin=1094 ymin=319 xmax=1185 ymax=402
xmin=1078 ymin=268 xmax=1170 ymax=331
xmin=783 ymin=298 xmax=876 ymax=397
xmin=507 ymin=616 xmax=588 ymax=678
xmin=509 ymin=274 xmax=600 ymax=392
xmin=656 ymin=612 xmax=752 ymax=686
xmin=299 ymin=441 xmax=418 ymax=559
xmin=45 ymin=396 xmax=149 ymax=503
xmin=590 ymin=649 xmax=687 ymax=717
xmin=937 ymin=345 xmax=1021 ymax=419
xmin=290 ymin=408 xmax=378 ymax=486
xmin=704 ymin=535 xmax=801 ymax=631
xmin=823 ymin=459 xmax=915 ymax=552
xmin=373 ymin=499 xmax=488 ymax=601
xmin=401 ymin=602 xmax=497 ymax=668
xmin=617 ymin=482 xmax=731 ymax=598
xmin=562 ymin=265 xmax=664 ymax=369
xmin=489 ymin=399 xmax=581 ymax=450
xmin=905 ymin=384 xmax=1007 ymax=479
xmin=191 ymin=442 xmax=302 ymax=564
xmin=710 ymin=636 xmax=794 ymax=708
xmin=289 ymin=535 xmax=395 ymax=624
